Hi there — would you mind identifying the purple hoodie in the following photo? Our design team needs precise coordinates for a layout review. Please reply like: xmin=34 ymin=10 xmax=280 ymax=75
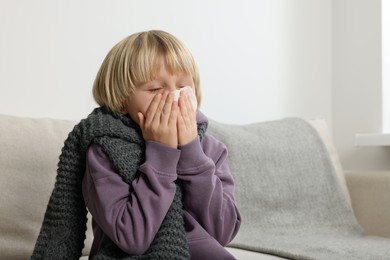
xmin=82 ymin=111 xmax=241 ymax=259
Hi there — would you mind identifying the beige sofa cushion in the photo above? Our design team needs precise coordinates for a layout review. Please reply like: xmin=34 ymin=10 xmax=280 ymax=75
xmin=0 ymin=114 xmax=93 ymax=259
xmin=345 ymin=171 xmax=390 ymax=238
xmin=0 ymin=114 xmax=346 ymax=259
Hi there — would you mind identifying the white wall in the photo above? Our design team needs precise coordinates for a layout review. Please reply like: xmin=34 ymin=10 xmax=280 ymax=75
xmin=0 ymin=0 xmax=332 ymax=125
xmin=382 ymin=0 xmax=390 ymax=132
xmin=332 ymin=0 xmax=390 ymax=171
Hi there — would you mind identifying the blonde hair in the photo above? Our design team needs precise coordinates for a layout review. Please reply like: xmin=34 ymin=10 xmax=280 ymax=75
xmin=92 ymin=30 xmax=201 ymax=113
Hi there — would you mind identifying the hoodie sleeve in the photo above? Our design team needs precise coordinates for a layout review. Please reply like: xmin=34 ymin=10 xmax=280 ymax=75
xmin=176 ymin=134 xmax=241 ymax=246
xmin=82 ymin=142 xmax=180 ymax=255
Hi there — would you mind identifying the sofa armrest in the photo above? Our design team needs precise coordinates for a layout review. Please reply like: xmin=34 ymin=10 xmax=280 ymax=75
xmin=345 ymin=171 xmax=390 ymax=238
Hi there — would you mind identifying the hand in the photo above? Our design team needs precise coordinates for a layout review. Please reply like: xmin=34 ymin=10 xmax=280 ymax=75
xmin=138 ymin=91 xmax=179 ymax=148
xmin=177 ymin=91 xmax=197 ymax=145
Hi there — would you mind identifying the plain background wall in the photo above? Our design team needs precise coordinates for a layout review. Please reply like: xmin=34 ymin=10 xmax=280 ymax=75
xmin=333 ymin=0 xmax=390 ymax=171
xmin=0 ymin=0 xmax=388 ymax=171
xmin=0 ymin=0 xmax=332 ymax=123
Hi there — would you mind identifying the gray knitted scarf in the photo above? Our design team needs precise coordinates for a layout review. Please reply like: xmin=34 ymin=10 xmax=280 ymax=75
xmin=30 ymin=106 xmax=207 ymax=260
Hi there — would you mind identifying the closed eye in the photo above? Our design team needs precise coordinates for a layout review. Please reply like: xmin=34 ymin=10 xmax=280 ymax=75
xmin=149 ymin=88 xmax=162 ymax=92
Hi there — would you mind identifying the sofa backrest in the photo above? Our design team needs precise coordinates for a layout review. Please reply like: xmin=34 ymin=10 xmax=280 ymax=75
xmin=0 ymin=114 xmax=93 ymax=259
xmin=208 ymin=118 xmax=350 ymax=205
xmin=0 ymin=113 xmax=348 ymax=259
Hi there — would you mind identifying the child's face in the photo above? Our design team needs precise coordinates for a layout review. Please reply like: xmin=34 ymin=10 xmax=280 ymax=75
xmin=124 ymin=61 xmax=194 ymax=125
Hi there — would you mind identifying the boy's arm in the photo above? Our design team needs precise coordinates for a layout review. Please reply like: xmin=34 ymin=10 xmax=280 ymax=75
xmin=83 ymin=142 xmax=180 ymax=255
xmin=177 ymin=134 xmax=241 ymax=246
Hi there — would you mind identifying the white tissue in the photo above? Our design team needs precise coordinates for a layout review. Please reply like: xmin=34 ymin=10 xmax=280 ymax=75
xmin=171 ymin=86 xmax=197 ymax=110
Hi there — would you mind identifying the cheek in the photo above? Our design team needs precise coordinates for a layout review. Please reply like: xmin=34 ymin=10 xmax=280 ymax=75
xmin=124 ymin=98 xmax=144 ymax=123
xmin=138 ymin=102 xmax=149 ymax=115
xmin=136 ymin=96 xmax=154 ymax=115
xmin=126 ymin=93 xmax=156 ymax=123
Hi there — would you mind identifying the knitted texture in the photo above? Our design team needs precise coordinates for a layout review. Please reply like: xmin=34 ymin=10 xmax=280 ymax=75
xmin=30 ymin=107 xmax=207 ymax=260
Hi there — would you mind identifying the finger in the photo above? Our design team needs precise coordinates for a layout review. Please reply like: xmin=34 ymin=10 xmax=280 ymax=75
xmin=179 ymin=93 xmax=194 ymax=126
xmin=152 ymin=91 xmax=169 ymax=123
xmin=183 ymin=92 xmax=195 ymax=116
xmin=138 ymin=112 xmax=146 ymax=131
xmin=161 ymin=93 xmax=173 ymax=124
xmin=178 ymin=92 xmax=188 ymax=117
xmin=168 ymin=100 xmax=179 ymax=126
xmin=145 ymin=93 xmax=162 ymax=124
xmin=177 ymin=108 xmax=185 ymax=129
xmin=186 ymin=93 xmax=195 ymax=114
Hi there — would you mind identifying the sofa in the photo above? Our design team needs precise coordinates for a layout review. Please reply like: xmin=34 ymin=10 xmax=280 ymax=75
xmin=0 ymin=113 xmax=389 ymax=259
